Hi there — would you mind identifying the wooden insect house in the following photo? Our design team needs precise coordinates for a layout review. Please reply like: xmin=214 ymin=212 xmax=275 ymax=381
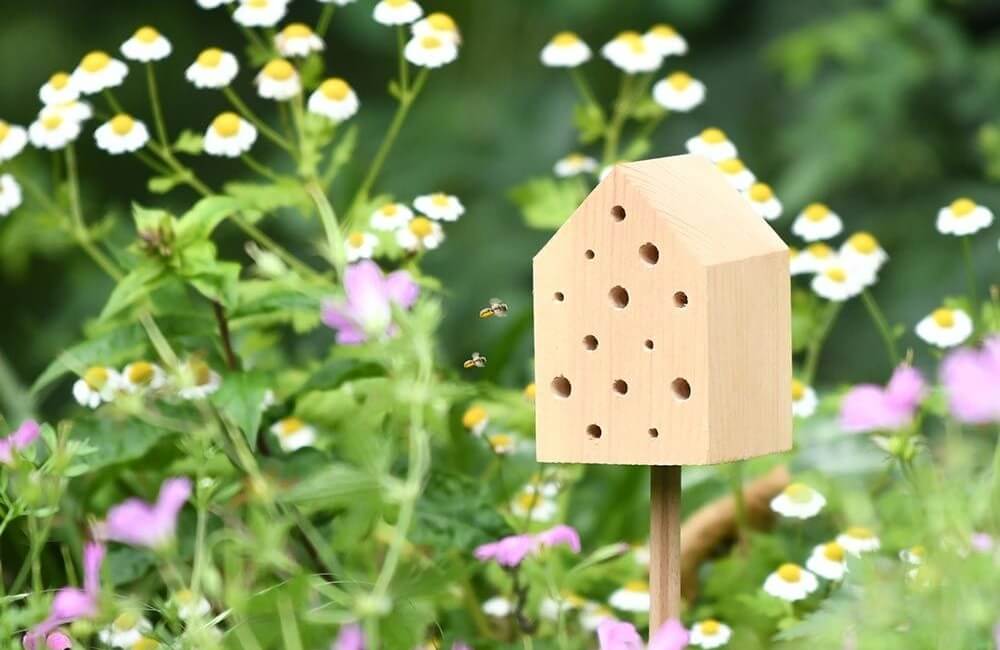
xmin=532 ymin=153 xmax=792 ymax=628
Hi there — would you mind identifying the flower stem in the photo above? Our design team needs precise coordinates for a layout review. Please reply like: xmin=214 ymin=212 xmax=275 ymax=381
xmin=861 ymin=289 xmax=899 ymax=367
xmin=729 ymin=461 xmax=749 ymax=548
xmin=396 ymin=26 xmax=409 ymax=95
xmin=145 ymin=63 xmax=170 ymax=150
xmin=569 ymin=68 xmax=598 ymax=108
xmin=803 ymin=301 xmax=843 ymax=385
xmin=602 ymin=73 xmax=634 ymax=165
xmin=960 ymin=236 xmax=979 ymax=324
xmin=241 ymin=153 xmax=283 ymax=182
xmin=224 ymin=87 xmax=295 ymax=153
xmin=65 ymin=145 xmax=123 ymax=281
xmin=230 ymin=214 xmax=328 ymax=284
xmin=316 ymin=3 xmax=335 ymax=37
xmin=305 ymin=179 xmax=346 ymax=279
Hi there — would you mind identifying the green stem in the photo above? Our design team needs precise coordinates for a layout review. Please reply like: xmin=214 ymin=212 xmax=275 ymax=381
xmin=803 ymin=301 xmax=843 ymax=385
xmin=569 ymin=68 xmax=598 ymax=108
xmin=145 ymin=63 xmax=170 ymax=149
xmin=65 ymin=145 xmax=123 ymax=281
xmin=861 ymin=290 xmax=899 ymax=367
xmin=242 ymin=153 xmax=283 ymax=182
xmin=729 ymin=461 xmax=748 ymax=546
xmin=316 ymin=3 xmax=335 ymax=37
xmin=396 ymin=26 xmax=409 ymax=95
xmin=960 ymin=237 xmax=979 ymax=324
xmin=133 ymin=149 xmax=173 ymax=176
xmin=602 ymin=73 xmax=634 ymax=165
xmin=305 ymin=179 xmax=345 ymax=279
xmin=230 ymin=215 xmax=328 ymax=284
xmin=103 ymin=90 xmax=125 ymax=114
xmin=224 ymin=87 xmax=295 ymax=153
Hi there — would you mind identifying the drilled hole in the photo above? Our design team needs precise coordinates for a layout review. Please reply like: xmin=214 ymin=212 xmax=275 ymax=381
xmin=648 ymin=428 xmax=659 ymax=438
xmin=639 ymin=243 xmax=659 ymax=265
xmin=554 ymin=291 xmax=565 ymax=302
xmin=612 ymin=379 xmax=628 ymax=395
xmin=674 ymin=291 xmax=688 ymax=308
xmin=611 ymin=205 xmax=626 ymax=222
xmin=585 ymin=249 xmax=595 ymax=260
xmin=586 ymin=424 xmax=602 ymax=439
xmin=609 ymin=286 xmax=629 ymax=309
xmin=671 ymin=378 xmax=691 ymax=400
xmin=644 ymin=339 xmax=654 ymax=350
xmin=551 ymin=376 xmax=572 ymax=398
xmin=583 ymin=335 xmax=599 ymax=351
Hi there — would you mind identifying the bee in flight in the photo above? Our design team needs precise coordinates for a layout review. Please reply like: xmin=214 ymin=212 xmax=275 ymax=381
xmin=479 ymin=298 xmax=509 ymax=319
xmin=463 ymin=352 xmax=487 ymax=369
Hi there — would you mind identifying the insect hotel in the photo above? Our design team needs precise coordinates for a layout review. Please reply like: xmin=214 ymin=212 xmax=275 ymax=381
xmin=532 ymin=153 xmax=792 ymax=628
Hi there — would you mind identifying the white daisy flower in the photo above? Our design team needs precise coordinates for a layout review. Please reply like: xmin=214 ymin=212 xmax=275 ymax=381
xmin=716 ymin=158 xmax=755 ymax=191
xmin=644 ymin=24 xmax=688 ymax=57
xmin=404 ymin=34 xmax=458 ymax=68
xmin=344 ymin=231 xmax=378 ymax=262
xmin=197 ymin=0 xmax=235 ymax=7
xmin=28 ymin=111 xmax=81 ymax=150
xmin=689 ymin=619 xmax=732 ymax=649
xmin=482 ymin=596 xmax=512 ymax=618
xmin=0 ymin=121 xmax=27 ymax=162
xmin=233 ymin=0 xmax=288 ymax=27
xmin=186 ymin=48 xmax=239 ymax=88
xmin=270 ymin=417 xmax=317 ymax=452
xmin=276 ymin=23 xmax=325 ymax=58
xmin=744 ymin=182 xmax=782 ymax=221
xmin=44 ymin=100 xmax=93 ymax=124
xmin=413 ymin=192 xmax=464 ymax=221
xmin=915 ymin=307 xmax=973 ymax=348
xmin=39 ymin=72 xmax=79 ymax=106
xmin=373 ymin=0 xmax=422 ymax=26
xmin=121 ymin=26 xmax=172 ymax=62
xmin=177 ymin=358 xmax=222 ymax=401
xmin=601 ymin=31 xmax=662 ymax=74
xmin=94 ymin=114 xmax=149 ymax=155
xmin=412 ymin=12 xmax=461 ymax=44
xmin=652 ymin=71 xmax=705 ymax=112
xmin=461 ymin=405 xmax=489 ymax=436
xmin=608 ymin=580 xmax=650 ymax=612
xmin=599 ymin=165 xmax=613 ymax=181
xmin=936 ymin=197 xmax=993 ymax=236
xmin=98 ymin=613 xmax=152 ymax=648
xmin=540 ymin=31 xmax=591 ymax=68
xmin=0 ymin=174 xmax=22 ymax=217
xmin=527 ymin=476 xmax=561 ymax=499
xmin=510 ymin=489 xmax=557 ymax=522
xmin=763 ymin=564 xmax=818 ymax=601
xmin=203 ymin=112 xmax=257 ymax=157
xmin=486 ymin=433 xmax=516 ymax=455
xmin=256 ymin=59 xmax=301 ymax=101
xmin=72 ymin=51 xmax=128 ymax=95
xmin=899 ymin=545 xmax=925 ymax=566
xmin=308 ymin=78 xmax=360 ymax=122
xmin=72 ymin=366 xmax=121 ymax=408
xmin=840 ymin=232 xmax=887 ymax=286
xmin=807 ymin=542 xmax=848 ymax=581
xmin=792 ymin=203 xmax=843 ymax=242
xmin=790 ymin=243 xmax=836 ymax=276
xmin=539 ymin=592 xmax=584 ymax=620
xmin=121 ymin=361 xmax=167 ymax=393
xmin=632 ymin=543 xmax=650 ymax=567
xmin=318 ymin=0 xmax=357 ymax=4
xmin=579 ymin=602 xmax=614 ymax=631
xmin=396 ymin=216 xmax=444 ymax=251
xmin=554 ymin=153 xmax=598 ymax=178
xmin=770 ymin=482 xmax=825 ymax=519
xmin=811 ymin=265 xmax=863 ymax=302
xmin=685 ymin=127 xmax=737 ymax=162
xmin=174 ymin=590 xmax=212 ymax=620
xmin=791 ymin=380 xmax=817 ymax=418
xmin=836 ymin=527 xmax=880 ymax=556
xmin=370 ymin=202 xmax=413 ymax=231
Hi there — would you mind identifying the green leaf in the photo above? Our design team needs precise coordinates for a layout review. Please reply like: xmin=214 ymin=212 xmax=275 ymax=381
xmin=105 ymin=547 xmax=156 ymax=586
xmin=279 ymin=464 xmax=380 ymax=512
xmin=70 ymin=416 xmax=174 ymax=471
xmin=100 ymin=262 xmax=166 ymax=320
xmin=508 ymin=176 xmax=588 ymax=230
xmin=211 ymin=370 xmax=271 ymax=446
xmin=173 ymin=129 xmax=204 ymax=155
xmin=148 ymin=174 xmax=186 ymax=195
xmin=174 ymin=195 xmax=241 ymax=247
xmin=321 ymin=125 xmax=358 ymax=185
xmin=573 ymin=103 xmax=606 ymax=144
xmin=224 ymin=180 xmax=311 ymax=216
xmin=299 ymin=359 xmax=385 ymax=393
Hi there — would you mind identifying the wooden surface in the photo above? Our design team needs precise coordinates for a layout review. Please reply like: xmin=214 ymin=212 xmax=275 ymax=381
xmin=650 ymin=465 xmax=682 ymax=630
xmin=533 ymin=154 xmax=792 ymax=465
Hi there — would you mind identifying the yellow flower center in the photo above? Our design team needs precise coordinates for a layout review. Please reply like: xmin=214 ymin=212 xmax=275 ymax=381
xmin=278 ymin=417 xmax=304 ymax=436
xmin=648 ymin=24 xmax=679 ymax=38
xmin=431 ymin=193 xmax=450 ymax=206
xmin=791 ymin=379 xmax=805 ymax=401
xmin=909 ymin=545 xmax=926 ymax=559
xmin=488 ymin=433 xmax=513 ymax=449
xmin=777 ymin=563 xmax=802 ymax=583
xmin=846 ymin=526 xmax=874 ymax=539
xmin=523 ymin=383 xmax=536 ymax=399
xmin=699 ymin=620 xmax=721 ymax=635
xmin=212 ymin=112 xmax=241 ymax=137
xmin=248 ymin=0 xmax=269 ymax=7
xmin=263 ymin=59 xmax=296 ymax=81
xmin=749 ymin=182 xmax=774 ymax=202
xmin=516 ymin=491 xmax=539 ymax=510
xmin=381 ymin=203 xmax=399 ymax=217
xmin=81 ymin=51 xmax=111 ymax=73
xmin=283 ymin=23 xmax=313 ymax=38
xmin=133 ymin=638 xmax=160 ymax=650
xmin=848 ymin=231 xmax=878 ymax=254
xmin=624 ymin=580 xmax=648 ymax=592
xmin=387 ymin=0 xmax=410 ymax=6
xmin=421 ymin=35 xmax=443 ymax=49
xmin=0 ymin=121 xmax=9 ymax=141
xmin=931 ymin=308 xmax=955 ymax=328
xmin=552 ymin=31 xmax=580 ymax=47
xmin=114 ymin=611 xmax=139 ymax=631
xmin=347 ymin=232 xmax=366 ymax=247
xmin=617 ymin=31 xmax=646 ymax=53
xmin=84 ymin=366 xmax=109 ymax=389
xmin=823 ymin=542 xmax=845 ymax=562
xmin=807 ymin=243 xmax=832 ymax=258
xmin=666 ymin=71 xmax=692 ymax=90
xmin=783 ymin=482 xmax=813 ymax=503
xmin=127 ymin=361 xmax=155 ymax=385
xmin=135 ymin=26 xmax=160 ymax=43
xmin=824 ymin=267 xmax=847 ymax=283
xmin=197 ymin=48 xmax=224 ymax=68
xmin=462 ymin=405 xmax=487 ymax=428
xmin=804 ymin=203 xmax=830 ymax=221
xmin=409 ymin=217 xmax=433 ymax=237
xmin=718 ymin=158 xmax=745 ymax=174
xmin=427 ymin=12 xmax=456 ymax=31
xmin=42 ymin=114 xmax=64 ymax=131
xmin=175 ymin=589 xmax=196 ymax=604
xmin=700 ymin=127 xmax=726 ymax=144
xmin=320 ymin=78 xmax=350 ymax=100
xmin=188 ymin=359 xmax=212 ymax=386
xmin=110 ymin=114 xmax=135 ymax=136
xmin=950 ymin=197 xmax=976 ymax=217
xmin=49 ymin=72 xmax=71 ymax=89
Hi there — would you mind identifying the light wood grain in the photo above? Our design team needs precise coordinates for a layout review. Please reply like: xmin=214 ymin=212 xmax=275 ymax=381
xmin=650 ymin=465 xmax=682 ymax=631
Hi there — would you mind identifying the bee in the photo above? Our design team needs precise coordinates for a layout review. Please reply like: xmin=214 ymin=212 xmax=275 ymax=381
xmin=463 ymin=352 xmax=487 ymax=369
xmin=479 ymin=298 xmax=509 ymax=319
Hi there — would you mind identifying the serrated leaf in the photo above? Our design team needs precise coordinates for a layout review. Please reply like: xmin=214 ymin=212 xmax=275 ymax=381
xmin=100 ymin=263 xmax=165 ymax=320
xmin=173 ymin=129 xmax=204 ymax=155
xmin=508 ymin=176 xmax=588 ymax=230
xmin=573 ymin=103 xmax=606 ymax=144
xmin=69 ymin=416 xmax=174 ymax=470
xmin=148 ymin=174 xmax=186 ymax=194
xmin=224 ymin=180 xmax=312 ymax=216
xmin=174 ymin=195 xmax=241 ymax=247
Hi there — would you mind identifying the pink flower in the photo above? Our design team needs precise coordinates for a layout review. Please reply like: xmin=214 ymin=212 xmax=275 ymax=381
xmin=475 ymin=525 xmax=582 ymax=568
xmin=536 ymin=524 xmax=581 ymax=553
xmin=332 ymin=623 xmax=364 ymax=650
xmin=43 ymin=632 xmax=72 ymax=650
xmin=839 ymin=365 xmax=926 ymax=433
xmin=23 ymin=543 xmax=104 ymax=649
xmin=0 ymin=419 xmax=40 ymax=465
xmin=971 ymin=532 xmax=995 ymax=553
xmin=648 ymin=620 xmax=690 ymax=650
xmin=103 ymin=477 xmax=191 ymax=548
xmin=596 ymin=619 xmax=689 ymax=650
xmin=941 ymin=337 xmax=1000 ymax=425
xmin=321 ymin=260 xmax=419 ymax=345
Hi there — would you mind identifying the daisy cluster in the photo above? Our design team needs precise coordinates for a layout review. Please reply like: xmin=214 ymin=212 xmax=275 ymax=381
xmin=460 ymin=386 xmax=534 ymax=458
xmin=72 ymin=358 xmax=221 ymax=408
xmin=345 ymin=192 xmax=464 ymax=261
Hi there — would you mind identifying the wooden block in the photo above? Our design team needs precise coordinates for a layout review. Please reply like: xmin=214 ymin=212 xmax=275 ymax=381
xmin=533 ymin=154 xmax=792 ymax=466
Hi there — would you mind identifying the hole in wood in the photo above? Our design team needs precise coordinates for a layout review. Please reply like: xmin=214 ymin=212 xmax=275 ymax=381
xmin=585 ymin=249 xmax=595 ymax=260
xmin=644 ymin=339 xmax=654 ymax=350
xmin=611 ymin=205 xmax=626 ymax=222
xmin=648 ymin=428 xmax=659 ymax=438
xmin=609 ymin=286 xmax=629 ymax=309
xmin=639 ymin=243 xmax=659 ymax=265
xmin=554 ymin=291 xmax=565 ymax=302
xmin=612 ymin=379 xmax=628 ymax=395
xmin=672 ymin=378 xmax=691 ymax=400
xmin=551 ymin=375 xmax=572 ymax=398
xmin=583 ymin=335 xmax=599 ymax=351
xmin=673 ymin=291 xmax=688 ymax=308
xmin=586 ymin=424 xmax=602 ymax=439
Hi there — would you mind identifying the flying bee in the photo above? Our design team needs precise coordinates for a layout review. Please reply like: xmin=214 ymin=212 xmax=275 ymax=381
xmin=463 ymin=352 xmax=487 ymax=369
xmin=479 ymin=298 xmax=509 ymax=319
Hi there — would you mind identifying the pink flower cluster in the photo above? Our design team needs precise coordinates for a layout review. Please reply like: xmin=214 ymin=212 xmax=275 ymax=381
xmin=597 ymin=618 xmax=689 ymax=650
xmin=0 ymin=419 xmax=40 ymax=465
xmin=840 ymin=365 xmax=926 ymax=433
xmin=474 ymin=524 xmax=581 ymax=567
xmin=100 ymin=476 xmax=192 ymax=548
xmin=941 ymin=336 xmax=1000 ymax=425
xmin=23 ymin=542 xmax=105 ymax=649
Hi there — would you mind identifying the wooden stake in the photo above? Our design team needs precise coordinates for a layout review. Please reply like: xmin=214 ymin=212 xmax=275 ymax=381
xmin=650 ymin=465 xmax=681 ymax=631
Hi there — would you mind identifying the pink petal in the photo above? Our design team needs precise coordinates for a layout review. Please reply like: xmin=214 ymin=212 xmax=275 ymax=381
xmin=884 ymin=365 xmax=925 ymax=410
xmin=648 ymin=619 xmax=690 ymax=650
xmin=50 ymin=588 xmax=96 ymax=620
xmin=384 ymin=270 xmax=420 ymax=309
xmin=11 ymin=420 xmax=41 ymax=448
xmin=941 ymin=341 xmax=1000 ymax=424
xmin=83 ymin=542 xmax=105 ymax=597
xmin=536 ymin=525 xmax=581 ymax=553
xmin=45 ymin=632 xmax=72 ymax=650
xmin=332 ymin=623 xmax=364 ymax=650
xmin=596 ymin=619 xmax=643 ymax=650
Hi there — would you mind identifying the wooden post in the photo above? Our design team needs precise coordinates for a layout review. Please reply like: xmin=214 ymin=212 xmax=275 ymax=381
xmin=650 ymin=465 xmax=681 ymax=631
